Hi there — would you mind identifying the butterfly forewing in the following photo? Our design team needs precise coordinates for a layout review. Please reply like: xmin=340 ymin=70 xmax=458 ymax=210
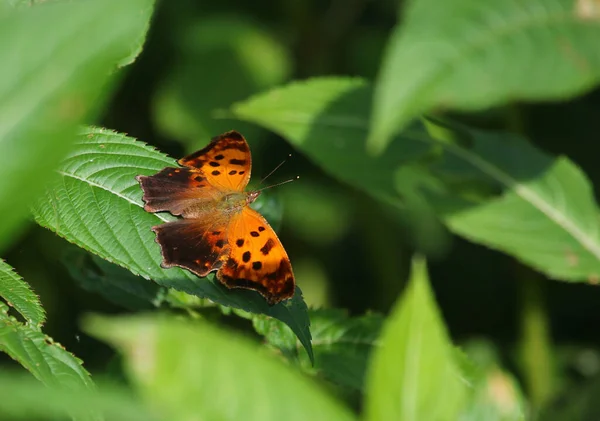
xmin=178 ymin=131 xmax=252 ymax=192
xmin=136 ymin=167 xmax=219 ymax=217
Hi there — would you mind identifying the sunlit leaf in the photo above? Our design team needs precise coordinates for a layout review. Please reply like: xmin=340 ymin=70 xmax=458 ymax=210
xmin=364 ymin=257 xmax=468 ymax=421
xmin=84 ymin=314 xmax=354 ymax=421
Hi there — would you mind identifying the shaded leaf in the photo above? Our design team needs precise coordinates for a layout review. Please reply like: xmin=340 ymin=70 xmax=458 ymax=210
xmin=0 ymin=259 xmax=45 ymax=327
xmin=84 ymin=314 xmax=354 ymax=421
xmin=32 ymin=127 xmax=313 ymax=360
xmin=0 ymin=0 xmax=155 ymax=252
xmin=63 ymin=246 xmax=164 ymax=310
xmin=368 ymin=0 xmax=600 ymax=152
xmin=364 ymin=257 xmax=468 ymax=421
xmin=306 ymin=309 xmax=383 ymax=392
xmin=253 ymin=309 xmax=384 ymax=392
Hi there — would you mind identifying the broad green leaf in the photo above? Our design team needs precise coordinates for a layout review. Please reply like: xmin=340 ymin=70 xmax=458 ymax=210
xmin=368 ymin=0 xmax=600 ymax=153
xmin=231 ymin=77 xmax=600 ymax=281
xmin=32 ymin=127 xmax=313 ymax=361
xmin=0 ymin=0 xmax=155 ymax=252
xmin=0 ymin=301 xmax=95 ymax=393
xmin=84 ymin=314 xmax=355 ymax=421
xmin=364 ymin=257 xmax=468 ymax=421
xmin=426 ymin=118 xmax=600 ymax=281
xmin=0 ymin=372 xmax=157 ymax=421
xmin=0 ymin=259 xmax=45 ymax=327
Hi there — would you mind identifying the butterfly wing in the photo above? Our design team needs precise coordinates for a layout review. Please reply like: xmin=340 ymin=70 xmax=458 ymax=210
xmin=136 ymin=167 xmax=218 ymax=217
xmin=152 ymin=219 xmax=229 ymax=277
xmin=217 ymin=207 xmax=295 ymax=305
xmin=178 ymin=130 xmax=252 ymax=192
xmin=137 ymin=130 xmax=252 ymax=218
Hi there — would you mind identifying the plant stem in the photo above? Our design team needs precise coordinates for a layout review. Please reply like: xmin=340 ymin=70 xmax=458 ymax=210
xmin=518 ymin=270 xmax=554 ymax=411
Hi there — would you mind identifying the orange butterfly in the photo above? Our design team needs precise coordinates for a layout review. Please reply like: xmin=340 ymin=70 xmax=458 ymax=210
xmin=136 ymin=131 xmax=295 ymax=305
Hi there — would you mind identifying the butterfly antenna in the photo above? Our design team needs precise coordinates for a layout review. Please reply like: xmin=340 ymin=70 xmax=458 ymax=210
xmin=260 ymin=154 xmax=292 ymax=185
xmin=256 ymin=176 xmax=300 ymax=192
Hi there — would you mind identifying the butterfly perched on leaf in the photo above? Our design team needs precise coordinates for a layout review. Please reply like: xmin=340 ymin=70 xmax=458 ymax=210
xmin=136 ymin=131 xmax=295 ymax=305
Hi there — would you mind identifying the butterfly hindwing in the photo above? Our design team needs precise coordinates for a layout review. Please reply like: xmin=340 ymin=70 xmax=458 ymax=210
xmin=178 ymin=130 xmax=252 ymax=192
xmin=152 ymin=219 xmax=229 ymax=277
xmin=218 ymin=207 xmax=295 ymax=305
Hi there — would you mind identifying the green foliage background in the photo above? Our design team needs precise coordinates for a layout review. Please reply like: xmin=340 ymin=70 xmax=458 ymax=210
xmin=2 ymin=0 xmax=600 ymax=420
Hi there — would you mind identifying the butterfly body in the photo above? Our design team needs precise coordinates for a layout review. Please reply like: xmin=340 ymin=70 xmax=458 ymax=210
xmin=137 ymin=131 xmax=294 ymax=305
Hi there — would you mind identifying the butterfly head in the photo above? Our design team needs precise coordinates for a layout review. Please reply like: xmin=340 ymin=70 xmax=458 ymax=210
xmin=246 ymin=190 xmax=261 ymax=205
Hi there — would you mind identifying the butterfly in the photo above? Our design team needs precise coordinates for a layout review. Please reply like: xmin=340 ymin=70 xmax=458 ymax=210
xmin=136 ymin=131 xmax=295 ymax=305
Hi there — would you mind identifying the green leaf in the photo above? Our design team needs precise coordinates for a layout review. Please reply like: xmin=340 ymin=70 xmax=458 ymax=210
xmin=0 ymin=259 xmax=45 ymax=327
xmin=307 ymin=309 xmax=383 ymax=392
xmin=232 ymin=77 xmax=600 ymax=282
xmin=0 ymin=372 xmax=157 ymax=421
xmin=364 ymin=256 xmax=468 ymax=421
xmin=0 ymin=0 xmax=155 ymax=252
xmin=230 ymin=77 xmax=428 ymax=211
xmin=427 ymin=118 xmax=600 ymax=281
xmin=368 ymin=0 xmax=600 ymax=153
xmin=63 ymin=247 xmax=164 ymax=310
xmin=0 ymin=300 xmax=95 ymax=391
xmin=84 ymin=314 xmax=355 ymax=421
xmin=251 ymin=308 xmax=383 ymax=392
xmin=32 ymin=127 xmax=313 ymax=361
xmin=229 ymin=77 xmax=443 ymax=253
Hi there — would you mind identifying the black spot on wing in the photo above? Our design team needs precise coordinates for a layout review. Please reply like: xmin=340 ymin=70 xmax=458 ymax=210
xmin=260 ymin=238 xmax=275 ymax=255
xmin=229 ymin=159 xmax=247 ymax=166
xmin=242 ymin=251 xmax=251 ymax=262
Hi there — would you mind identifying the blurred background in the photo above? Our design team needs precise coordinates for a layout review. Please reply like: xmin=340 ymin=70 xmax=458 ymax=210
xmin=3 ymin=0 xmax=600 ymax=416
